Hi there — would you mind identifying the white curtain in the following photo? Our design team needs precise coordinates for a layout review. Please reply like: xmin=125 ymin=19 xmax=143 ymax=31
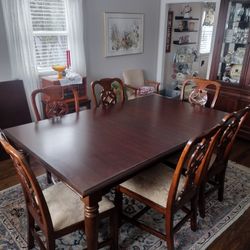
xmin=65 ymin=0 xmax=86 ymax=76
xmin=2 ymin=0 xmax=39 ymax=120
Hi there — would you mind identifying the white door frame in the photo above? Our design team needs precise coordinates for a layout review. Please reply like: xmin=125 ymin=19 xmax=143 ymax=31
xmin=156 ymin=0 xmax=221 ymax=89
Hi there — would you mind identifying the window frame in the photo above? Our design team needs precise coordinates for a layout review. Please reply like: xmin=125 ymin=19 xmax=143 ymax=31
xmin=30 ymin=0 xmax=69 ymax=74
xmin=199 ymin=10 xmax=214 ymax=55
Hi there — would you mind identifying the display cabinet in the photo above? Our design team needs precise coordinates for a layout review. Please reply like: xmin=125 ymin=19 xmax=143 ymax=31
xmin=217 ymin=1 xmax=250 ymax=85
xmin=210 ymin=0 xmax=250 ymax=140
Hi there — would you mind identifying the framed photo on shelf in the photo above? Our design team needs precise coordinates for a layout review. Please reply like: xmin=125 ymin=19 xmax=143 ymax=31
xmin=104 ymin=12 xmax=144 ymax=57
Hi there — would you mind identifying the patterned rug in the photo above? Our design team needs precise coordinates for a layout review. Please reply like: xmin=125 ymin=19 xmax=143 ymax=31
xmin=0 ymin=161 xmax=249 ymax=249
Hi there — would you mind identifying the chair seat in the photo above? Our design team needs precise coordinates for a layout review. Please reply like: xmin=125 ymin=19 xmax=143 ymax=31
xmin=209 ymin=153 xmax=216 ymax=168
xmin=138 ymin=86 xmax=155 ymax=96
xmin=43 ymin=182 xmax=114 ymax=231
xmin=120 ymin=163 xmax=185 ymax=208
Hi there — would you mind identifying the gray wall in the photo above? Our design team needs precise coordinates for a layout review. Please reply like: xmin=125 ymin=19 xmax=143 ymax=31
xmin=0 ymin=1 xmax=12 ymax=81
xmin=85 ymin=0 xmax=161 ymax=82
xmin=0 ymin=0 xmax=160 ymax=83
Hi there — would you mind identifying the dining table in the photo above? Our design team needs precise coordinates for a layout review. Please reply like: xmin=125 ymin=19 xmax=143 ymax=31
xmin=4 ymin=94 xmax=227 ymax=249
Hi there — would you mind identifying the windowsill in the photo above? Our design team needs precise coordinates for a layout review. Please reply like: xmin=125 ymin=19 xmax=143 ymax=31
xmin=38 ymin=70 xmax=56 ymax=77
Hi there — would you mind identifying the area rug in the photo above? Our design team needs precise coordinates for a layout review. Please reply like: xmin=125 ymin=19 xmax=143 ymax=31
xmin=0 ymin=161 xmax=249 ymax=249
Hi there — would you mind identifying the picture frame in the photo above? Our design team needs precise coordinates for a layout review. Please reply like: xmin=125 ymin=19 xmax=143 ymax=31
xmin=104 ymin=12 xmax=144 ymax=57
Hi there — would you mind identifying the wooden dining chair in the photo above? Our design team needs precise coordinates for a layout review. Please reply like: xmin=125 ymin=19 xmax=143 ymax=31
xmin=31 ymin=85 xmax=80 ymax=121
xmin=180 ymin=78 xmax=221 ymax=108
xmin=115 ymin=124 xmax=222 ymax=250
xmin=31 ymin=85 xmax=80 ymax=183
xmin=0 ymin=132 xmax=118 ymax=250
xmin=199 ymin=105 xmax=250 ymax=218
xmin=91 ymin=78 xmax=125 ymax=108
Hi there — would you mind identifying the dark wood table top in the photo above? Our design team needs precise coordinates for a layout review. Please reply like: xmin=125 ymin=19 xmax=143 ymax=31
xmin=5 ymin=95 xmax=227 ymax=197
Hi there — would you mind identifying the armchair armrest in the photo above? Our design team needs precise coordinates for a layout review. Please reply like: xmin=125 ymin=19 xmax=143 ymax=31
xmin=124 ymin=83 xmax=139 ymax=96
xmin=144 ymin=80 xmax=160 ymax=93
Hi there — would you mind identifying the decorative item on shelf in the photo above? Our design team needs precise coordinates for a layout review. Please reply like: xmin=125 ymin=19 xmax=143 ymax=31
xmin=172 ymin=47 xmax=199 ymax=88
xmin=178 ymin=21 xmax=184 ymax=31
xmin=179 ymin=35 xmax=190 ymax=44
xmin=232 ymin=28 xmax=249 ymax=44
xmin=176 ymin=72 xmax=186 ymax=82
xmin=230 ymin=64 xmax=242 ymax=81
xmin=203 ymin=3 xmax=216 ymax=26
xmin=233 ymin=47 xmax=246 ymax=64
xmin=224 ymin=47 xmax=245 ymax=66
xmin=188 ymin=22 xmax=195 ymax=31
xmin=52 ymin=65 xmax=66 ymax=79
xmin=182 ymin=5 xmax=192 ymax=18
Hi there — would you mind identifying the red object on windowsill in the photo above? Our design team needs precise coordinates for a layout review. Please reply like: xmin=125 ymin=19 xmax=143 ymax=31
xmin=66 ymin=50 xmax=71 ymax=68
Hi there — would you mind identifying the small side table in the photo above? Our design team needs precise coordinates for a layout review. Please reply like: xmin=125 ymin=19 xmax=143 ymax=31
xmin=41 ymin=76 xmax=91 ymax=116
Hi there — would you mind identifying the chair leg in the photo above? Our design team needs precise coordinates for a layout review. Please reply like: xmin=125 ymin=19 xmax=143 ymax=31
xmin=110 ymin=208 xmax=119 ymax=250
xmin=165 ymin=213 xmax=174 ymax=250
xmin=27 ymin=212 xmax=35 ymax=249
xmin=46 ymin=170 xmax=52 ymax=184
xmin=114 ymin=187 xmax=123 ymax=227
xmin=218 ymin=170 xmax=226 ymax=202
xmin=191 ymin=196 xmax=198 ymax=231
xmin=47 ymin=238 xmax=55 ymax=250
xmin=199 ymin=182 xmax=206 ymax=218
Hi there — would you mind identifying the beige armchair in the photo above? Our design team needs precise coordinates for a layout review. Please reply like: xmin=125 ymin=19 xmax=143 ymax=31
xmin=122 ymin=69 xmax=160 ymax=99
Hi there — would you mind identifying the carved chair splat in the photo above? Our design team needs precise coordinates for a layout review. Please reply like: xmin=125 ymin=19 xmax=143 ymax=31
xmin=91 ymin=78 xmax=125 ymax=108
xmin=180 ymin=78 xmax=221 ymax=108
xmin=31 ymin=85 xmax=79 ymax=121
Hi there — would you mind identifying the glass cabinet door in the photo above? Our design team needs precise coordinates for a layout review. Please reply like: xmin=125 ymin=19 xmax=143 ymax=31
xmin=217 ymin=1 xmax=250 ymax=85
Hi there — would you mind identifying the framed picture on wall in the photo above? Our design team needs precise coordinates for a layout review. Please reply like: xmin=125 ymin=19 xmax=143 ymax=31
xmin=104 ymin=12 xmax=144 ymax=57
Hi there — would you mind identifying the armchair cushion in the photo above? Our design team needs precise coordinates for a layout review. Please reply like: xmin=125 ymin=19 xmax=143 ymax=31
xmin=123 ymin=69 xmax=145 ymax=88
xmin=139 ymin=86 xmax=155 ymax=96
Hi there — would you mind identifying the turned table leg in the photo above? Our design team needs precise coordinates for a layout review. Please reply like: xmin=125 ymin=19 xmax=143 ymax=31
xmin=83 ymin=195 xmax=101 ymax=250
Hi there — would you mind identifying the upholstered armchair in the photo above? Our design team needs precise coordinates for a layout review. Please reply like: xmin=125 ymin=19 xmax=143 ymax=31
xmin=122 ymin=69 xmax=160 ymax=99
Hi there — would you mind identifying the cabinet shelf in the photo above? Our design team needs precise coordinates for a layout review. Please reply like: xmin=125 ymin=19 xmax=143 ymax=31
xmin=224 ymin=42 xmax=247 ymax=46
xmin=173 ymin=41 xmax=196 ymax=45
xmin=174 ymin=29 xmax=198 ymax=32
xmin=209 ymin=0 xmax=250 ymax=140
xmin=175 ymin=16 xmax=199 ymax=20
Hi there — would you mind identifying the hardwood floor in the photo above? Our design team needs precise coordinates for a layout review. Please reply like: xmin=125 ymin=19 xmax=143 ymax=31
xmin=208 ymin=138 xmax=250 ymax=250
xmin=0 ymin=157 xmax=44 ymax=191
xmin=0 ymin=138 xmax=249 ymax=249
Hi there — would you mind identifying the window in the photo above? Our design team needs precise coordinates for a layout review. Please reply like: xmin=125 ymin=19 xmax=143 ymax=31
xmin=30 ymin=0 xmax=68 ymax=72
xmin=199 ymin=24 xmax=213 ymax=54
xmin=199 ymin=6 xmax=215 ymax=54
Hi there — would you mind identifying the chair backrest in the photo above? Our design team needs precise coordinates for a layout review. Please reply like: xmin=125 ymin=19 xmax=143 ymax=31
xmin=123 ymin=69 xmax=145 ymax=88
xmin=211 ymin=105 xmax=250 ymax=171
xmin=167 ymin=124 xmax=222 ymax=212
xmin=91 ymin=78 xmax=125 ymax=108
xmin=180 ymin=78 xmax=221 ymax=108
xmin=0 ymin=132 xmax=54 ymax=234
xmin=31 ymin=85 xmax=79 ymax=121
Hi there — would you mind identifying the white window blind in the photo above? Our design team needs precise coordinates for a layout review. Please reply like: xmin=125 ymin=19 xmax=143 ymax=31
xmin=30 ymin=0 xmax=68 ymax=72
xmin=199 ymin=11 xmax=214 ymax=54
